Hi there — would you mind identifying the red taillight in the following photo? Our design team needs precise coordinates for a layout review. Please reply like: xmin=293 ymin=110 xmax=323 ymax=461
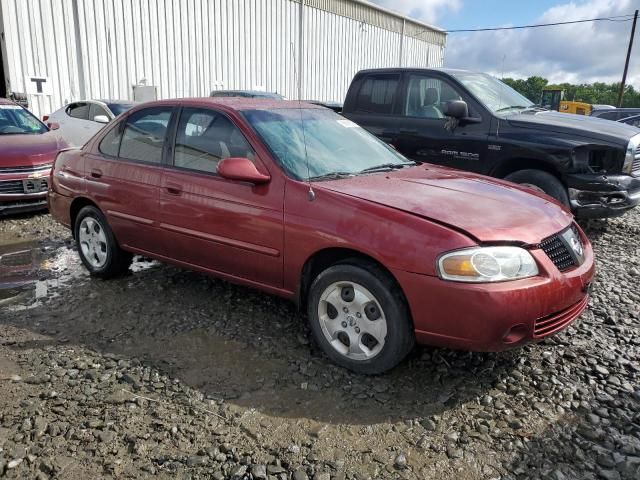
xmin=42 ymin=115 xmax=49 ymax=122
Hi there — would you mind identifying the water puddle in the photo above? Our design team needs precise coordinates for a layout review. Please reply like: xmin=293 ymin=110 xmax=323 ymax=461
xmin=0 ymin=238 xmax=159 ymax=310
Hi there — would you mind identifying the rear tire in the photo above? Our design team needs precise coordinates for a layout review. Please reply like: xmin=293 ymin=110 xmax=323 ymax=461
xmin=74 ymin=206 xmax=132 ymax=278
xmin=307 ymin=262 xmax=414 ymax=374
xmin=504 ymin=169 xmax=569 ymax=207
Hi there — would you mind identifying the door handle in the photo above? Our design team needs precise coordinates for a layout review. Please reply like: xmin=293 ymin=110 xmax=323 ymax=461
xmin=400 ymin=128 xmax=418 ymax=134
xmin=166 ymin=183 xmax=182 ymax=195
xmin=90 ymin=169 xmax=102 ymax=178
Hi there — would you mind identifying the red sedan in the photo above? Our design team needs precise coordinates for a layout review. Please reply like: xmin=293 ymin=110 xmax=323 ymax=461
xmin=48 ymin=98 xmax=595 ymax=374
xmin=0 ymin=99 xmax=68 ymax=215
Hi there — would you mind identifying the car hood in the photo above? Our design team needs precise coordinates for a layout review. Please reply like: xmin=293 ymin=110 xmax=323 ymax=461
xmin=318 ymin=165 xmax=573 ymax=244
xmin=0 ymin=132 xmax=67 ymax=167
xmin=505 ymin=111 xmax=638 ymax=145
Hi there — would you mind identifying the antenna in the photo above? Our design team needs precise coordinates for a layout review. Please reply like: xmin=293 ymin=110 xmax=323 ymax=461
xmin=290 ymin=40 xmax=315 ymax=201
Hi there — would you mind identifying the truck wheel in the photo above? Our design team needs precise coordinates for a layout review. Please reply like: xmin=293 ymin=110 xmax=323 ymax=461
xmin=307 ymin=262 xmax=414 ymax=375
xmin=74 ymin=205 xmax=132 ymax=278
xmin=504 ymin=169 xmax=569 ymax=207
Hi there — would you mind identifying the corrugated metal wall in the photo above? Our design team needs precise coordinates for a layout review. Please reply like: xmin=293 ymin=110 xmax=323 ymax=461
xmin=0 ymin=0 xmax=446 ymax=118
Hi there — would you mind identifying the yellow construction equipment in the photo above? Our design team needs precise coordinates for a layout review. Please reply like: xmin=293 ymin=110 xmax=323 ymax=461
xmin=540 ymin=88 xmax=592 ymax=115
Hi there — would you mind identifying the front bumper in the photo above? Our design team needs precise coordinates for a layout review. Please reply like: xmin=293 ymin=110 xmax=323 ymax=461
xmin=392 ymin=234 xmax=595 ymax=352
xmin=567 ymin=173 xmax=640 ymax=219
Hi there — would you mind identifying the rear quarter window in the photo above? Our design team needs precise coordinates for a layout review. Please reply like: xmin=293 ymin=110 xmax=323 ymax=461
xmin=354 ymin=75 xmax=399 ymax=115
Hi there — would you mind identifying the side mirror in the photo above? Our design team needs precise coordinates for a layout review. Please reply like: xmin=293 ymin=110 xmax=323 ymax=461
xmin=94 ymin=115 xmax=110 ymax=124
xmin=217 ymin=157 xmax=271 ymax=184
xmin=444 ymin=100 xmax=469 ymax=119
xmin=47 ymin=122 xmax=60 ymax=131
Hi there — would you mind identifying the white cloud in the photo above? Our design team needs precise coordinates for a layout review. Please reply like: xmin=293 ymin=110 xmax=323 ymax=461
xmin=444 ymin=0 xmax=640 ymax=87
xmin=369 ymin=0 xmax=462 ymax=24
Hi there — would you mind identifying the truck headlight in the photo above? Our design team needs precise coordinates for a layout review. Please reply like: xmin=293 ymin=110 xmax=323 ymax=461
xmin=437 ymin=246 xmax=539 ymax=283
xmin=623 ymin=133 xmax=640 ymax=174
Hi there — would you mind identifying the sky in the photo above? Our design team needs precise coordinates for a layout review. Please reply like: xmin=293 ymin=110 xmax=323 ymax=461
xmin=370 ymin=0 xmax=640 ymax=87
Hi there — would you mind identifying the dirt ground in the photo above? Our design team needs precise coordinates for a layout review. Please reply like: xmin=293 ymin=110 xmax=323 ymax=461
xmin=0 ymin=211 xmax=638 ymax=479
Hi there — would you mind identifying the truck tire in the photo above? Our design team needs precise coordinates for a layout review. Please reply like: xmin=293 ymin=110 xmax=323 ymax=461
xmin=504 ymin=169 xmax=569 ymax=207
xmin=307 ymin=262 xmax=414 ymax=375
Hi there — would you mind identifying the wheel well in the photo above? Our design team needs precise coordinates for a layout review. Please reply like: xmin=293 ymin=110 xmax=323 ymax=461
xmin=491 ymin=159 xmax=564 ymax=183
xmin=298 ymin=248 xmax=403 ymax=311
xmin=69 ymin=197 xmax=99 ymax=237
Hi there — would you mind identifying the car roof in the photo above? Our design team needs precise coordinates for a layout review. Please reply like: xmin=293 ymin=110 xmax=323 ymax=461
xmin=129 ymin=97 xmax=326 ymax=113
xmin=0 ymin=98 xmax=17 ymax=106
xmin=355 ymin=67 xmax=475 ymax=76
xmin=595 ymin=108 xmax=640 ymax=113
xmin=97 ymin=99 xmax=137 ymax=105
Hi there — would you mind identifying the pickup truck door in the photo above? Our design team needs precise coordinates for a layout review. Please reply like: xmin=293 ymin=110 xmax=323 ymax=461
xmin=393 ymin=73 xmax=489 ymax=173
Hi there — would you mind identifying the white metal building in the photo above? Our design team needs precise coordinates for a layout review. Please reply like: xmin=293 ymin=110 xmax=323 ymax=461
xmin=0 ymin=0 xmax=446 ymax=118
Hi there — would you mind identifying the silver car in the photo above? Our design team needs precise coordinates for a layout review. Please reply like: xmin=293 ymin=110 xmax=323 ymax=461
xmin=45 ymin=100 xmax=136 ymax=147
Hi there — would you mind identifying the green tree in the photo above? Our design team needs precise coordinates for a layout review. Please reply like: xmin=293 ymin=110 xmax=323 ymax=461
xmin=502 ymin=76 xmax=640 ymax=108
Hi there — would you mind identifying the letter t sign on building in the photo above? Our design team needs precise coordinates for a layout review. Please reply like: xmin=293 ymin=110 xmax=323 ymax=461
xmin=25 ymin=76 xmax=52 ymax=95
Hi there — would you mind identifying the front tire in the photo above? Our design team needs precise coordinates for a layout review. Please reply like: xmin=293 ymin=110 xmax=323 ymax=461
xmin=74 ymin=205 xmax=132 ymax=278
xmin=504 ymin=169 xmax=569 ymax=207
xmin=307 ymin=262 xmax=414 ymax=374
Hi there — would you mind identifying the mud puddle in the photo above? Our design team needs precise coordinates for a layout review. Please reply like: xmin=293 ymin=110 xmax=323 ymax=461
xmin=0 ymin=238 xmax=158 ymax=310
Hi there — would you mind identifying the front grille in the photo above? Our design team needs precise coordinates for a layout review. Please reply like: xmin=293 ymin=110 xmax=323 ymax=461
xmin=534 ymin=296 xmax=588 ymax=337
xmin=633 ymin=145 xmax=640 ymax=176
xmin=0 ymin=180 xmax=25 ymax=194
xmin=0 ymin=164 xmax=52 ymax=174
xmin=540 ymin=232 xmax=577 ymax=271
xmin=0 ymin=178 xmax=48 ymax=194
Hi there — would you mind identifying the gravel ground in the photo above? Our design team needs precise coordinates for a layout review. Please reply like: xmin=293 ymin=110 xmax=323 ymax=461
xmin=0 ymin=211 xmax=638 ymax=479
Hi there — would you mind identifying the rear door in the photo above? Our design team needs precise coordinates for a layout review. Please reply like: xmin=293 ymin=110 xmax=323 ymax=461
xmin=158 ymin=106 xmax=284 ymax=287
xmin=394 ymin=72 xmax=489 ymax=173
xmin=84 ymin=106 xmax=174 ymax=253
xmin=343 ymin=73 xmax=401 ymax=146
xmin=61 ymin=102 xmax=90 ymax=146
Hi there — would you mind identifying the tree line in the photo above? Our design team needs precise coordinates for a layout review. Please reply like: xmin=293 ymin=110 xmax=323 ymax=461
xmin=502 ymin=76 xmax=640 ymax=108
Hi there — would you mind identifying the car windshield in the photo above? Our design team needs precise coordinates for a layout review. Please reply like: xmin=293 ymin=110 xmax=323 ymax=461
xmin=108 ymin=103 xmax=135 ymax=117
xmin=450 ymin=72 xmax=534 ymax=114
xmin=243 ymin=108 xmax=411 ymax=180
xmin=0 ymin=105 xmax=48 ymax=135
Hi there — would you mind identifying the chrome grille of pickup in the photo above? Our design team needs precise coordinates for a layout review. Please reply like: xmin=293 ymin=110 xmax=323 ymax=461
xmin=633 ymin=145 xmax=640 ymax=177
xmin=540 ymin=232 xmax=577 ymax=271
xmin=0 ymin=163 xmax=52 ymax=174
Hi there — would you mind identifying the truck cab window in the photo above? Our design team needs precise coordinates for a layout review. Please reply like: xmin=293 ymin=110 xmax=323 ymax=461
xmin=355 ymin=75 xmax=399 ymax=114
xmin=405 ymin=75 xmax=462 ymax=119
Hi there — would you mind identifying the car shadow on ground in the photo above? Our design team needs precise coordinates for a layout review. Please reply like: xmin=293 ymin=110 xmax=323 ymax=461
xmin=0 ymin=242 xmax=526 ymax=427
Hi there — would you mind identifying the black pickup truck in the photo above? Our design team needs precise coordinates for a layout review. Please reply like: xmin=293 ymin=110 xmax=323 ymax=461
xmin=342 ymin=68 xmax=640 ymax=218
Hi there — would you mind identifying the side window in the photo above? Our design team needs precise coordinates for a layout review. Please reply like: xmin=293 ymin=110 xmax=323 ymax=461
xmin=173 ymin=107 xmax=255 ymax=174
xmin=354 ymin=75 xmax=399 ymax=114
xmin=405 ymin=75 xmax=463 ymax=119
xmin=89 ymin=103 xmax=109 ymax=122
xmin=119 ymin=107 xmax=172 ymax=164
xmin=99 ymin=124 xmax=122 ymax=157
xmin=67 ymin=103 xmax=89 ymax=120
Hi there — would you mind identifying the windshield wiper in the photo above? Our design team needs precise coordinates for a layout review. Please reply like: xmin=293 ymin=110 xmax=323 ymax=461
xmin=308 ymin=171 xmax=354 ymax=182
xmin=495 ymin=105 xmax=530 ymax=113
xmin=359 ymin=161 xmax=415 ymax=174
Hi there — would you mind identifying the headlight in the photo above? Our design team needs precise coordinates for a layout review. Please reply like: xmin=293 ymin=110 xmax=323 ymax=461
xmin=437 ymin=246 xmax=539 ymax=283
xmin=623 ymin=133 xmax=640 ymax=174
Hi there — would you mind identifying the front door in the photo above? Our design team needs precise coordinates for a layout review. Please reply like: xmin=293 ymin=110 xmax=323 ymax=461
xmin=158 ymin=107 xmax=284 ymax=288
xmin=85 ymin=106 xmax=174 ymax=253
xmin=394 ymin=73 xmax=489 ymax=173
